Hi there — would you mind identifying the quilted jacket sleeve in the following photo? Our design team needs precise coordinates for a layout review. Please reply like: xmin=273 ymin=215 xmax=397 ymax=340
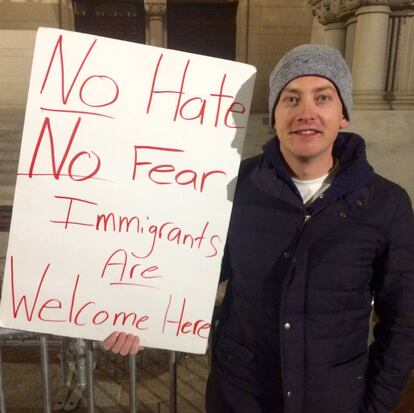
xmin=360 ymin=188 xmax=414 ymax=413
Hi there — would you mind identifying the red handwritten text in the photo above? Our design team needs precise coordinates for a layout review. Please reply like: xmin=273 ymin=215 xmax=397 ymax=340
xmin=132 ymin=145 xmax=226 ymax=193
xmin=9 ymin=256 xmax=150 ymax=330
xmin=147 ymin=54 xmax=247 ymax=128
xmin=101 ymin=249 xmax=162 ymax=288
xmin=162 ymin=294 xmax=211 ymax=339
xmin=50 ymin=195 xmax=222 ymax=258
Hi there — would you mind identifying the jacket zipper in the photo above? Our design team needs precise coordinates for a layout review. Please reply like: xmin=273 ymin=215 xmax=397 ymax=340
xmin=299 ymin=213 xmax=311 ymax=231
xmin=279 ymin=212 xmax=311 ymax=409
xmin=279 ymin=208 xmax=330 ymax=409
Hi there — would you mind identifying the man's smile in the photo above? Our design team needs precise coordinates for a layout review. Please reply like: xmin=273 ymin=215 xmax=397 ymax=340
xmin=291 ymin=128 xmax=322 ymax=136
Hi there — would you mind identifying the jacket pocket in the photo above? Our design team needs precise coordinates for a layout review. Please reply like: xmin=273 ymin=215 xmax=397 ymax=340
xmin=331 ymin=349 xmax=368 ymax=369
xmin=308 ymin=349 xmax=368 ymax=389
xmin=214 ymin=333 xmax=259 ymax=396
xmin=306 ymin=351 xmax=368 ymax=412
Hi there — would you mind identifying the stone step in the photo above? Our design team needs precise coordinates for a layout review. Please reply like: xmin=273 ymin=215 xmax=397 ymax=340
xmin=0 ymin=173 xmax=17 ymax=186
xmin=0 ymin=127 xmax=22 ymax=134
xmin=0 ymin=143 xmax=20 ymax=150
xmin=0 ymin=109 xmax=25 ymax=126
xmin=0 ymin=144 xmax=20 ymax=151
xmin=0 ymin=140 xmax=22 ymax=149
xmin=0 ymin=131 xmax=22 ymax=143
xmin=0 ymin=205 xmax=12 ymax=232
xmin=0 ymin=160 xmax=18 ymax=173
xmin=0 ymin=138 xmax=21 ymax=150
xmin=0 ymin=131 xmax=22 ymax=140
xmin=0 ymin=185 xmax=15 ymax=205
xmin=0 ymin=119 xmax=24 ymax=129
xmin=0 ymin=150 xmax=20 ymax=160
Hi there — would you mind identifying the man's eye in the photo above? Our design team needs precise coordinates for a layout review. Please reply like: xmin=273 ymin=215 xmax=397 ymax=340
xmin=285 ymin=96 xmax=299 ymax=104
xmin=317 ymin=95 xmax=331 ymax=102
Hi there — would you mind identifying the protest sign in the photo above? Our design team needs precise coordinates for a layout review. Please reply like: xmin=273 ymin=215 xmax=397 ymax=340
xmin=0 ymin=28 xmax=256 ymax=354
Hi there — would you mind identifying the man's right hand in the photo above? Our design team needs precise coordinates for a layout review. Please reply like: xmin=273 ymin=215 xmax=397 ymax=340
xmin=102 ymin=332 xmax=143 ymax=356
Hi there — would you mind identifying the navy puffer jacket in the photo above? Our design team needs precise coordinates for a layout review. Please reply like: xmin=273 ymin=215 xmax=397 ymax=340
xmin=207 ymin=133 xmax=414 ymax=413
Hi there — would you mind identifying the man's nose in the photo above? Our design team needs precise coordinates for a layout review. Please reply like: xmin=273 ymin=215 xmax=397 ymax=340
xmin=297 ymin=98 xmax=316 ymax=121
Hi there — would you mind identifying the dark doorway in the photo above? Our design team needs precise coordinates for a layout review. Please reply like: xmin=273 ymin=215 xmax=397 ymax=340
xmin=72 ymin=0 xmax=146 ymax=43
xmin=167 ymin=1 xmax=238 ymax=60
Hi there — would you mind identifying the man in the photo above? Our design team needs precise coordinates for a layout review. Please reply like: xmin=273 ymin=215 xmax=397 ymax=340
xmin=104 ymin=44 xmax=414 ymax=413
xmin=205 ymin=44 xmax=414 ymax=413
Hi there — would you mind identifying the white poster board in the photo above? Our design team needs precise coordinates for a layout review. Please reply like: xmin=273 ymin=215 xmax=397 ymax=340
xmin=0 ymin=28 xmax=256 ymax=354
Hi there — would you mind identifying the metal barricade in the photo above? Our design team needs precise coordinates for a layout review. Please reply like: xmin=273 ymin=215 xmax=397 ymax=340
xmin=129 ymin=353 xmax=138 ymax=413
xmin=51 ymin=338 xmax=134 ymax=412
xmin=0 ymin=330 xmax=52 ymax=413
xmin=169 ymin=351 xmax=177 ymax=413
xmin=0 ymin=342 xmax=6 ymax=413
xmin=0 ymin=333 xmax=180 ymax=413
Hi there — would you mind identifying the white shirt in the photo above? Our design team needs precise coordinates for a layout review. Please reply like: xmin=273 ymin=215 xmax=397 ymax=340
xmin=292 ymin=161 xmax=339 ymax=205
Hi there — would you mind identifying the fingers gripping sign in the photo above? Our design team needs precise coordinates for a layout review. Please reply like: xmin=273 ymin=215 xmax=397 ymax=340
xmin=103 ymin=332 xmax=144 ymax=356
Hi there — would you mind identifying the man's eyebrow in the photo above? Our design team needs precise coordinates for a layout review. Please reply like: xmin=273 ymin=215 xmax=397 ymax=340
xmin=281 ymin=85 xmax=337 ymax=94
xmin=281 ymin=87 xmax=301 ymax=95
xmin=313 ymin=85 xmax=337 ymax=93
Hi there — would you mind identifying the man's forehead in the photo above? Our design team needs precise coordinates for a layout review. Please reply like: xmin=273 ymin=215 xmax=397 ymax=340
xmin=281 ymin=76 xmax=338 ymax=94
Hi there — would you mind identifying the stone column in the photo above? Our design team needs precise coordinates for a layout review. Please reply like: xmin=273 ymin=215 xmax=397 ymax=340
xmin=352 ymin=4 xmax=391 ymax=109
xmin=344 ymin=16 xmax=357 ymax=70
xmin=144 ymin=0 xmax=167 ymax=47
xmin=59 ymin=0 xmax=75 ymax=31
xmin=236 ymin=0 xmax=249 ymax=62
xmin=324 ymin=22 xmax=346 ymax=55
xmin=386 ymin=10 xmax=414 ymax=109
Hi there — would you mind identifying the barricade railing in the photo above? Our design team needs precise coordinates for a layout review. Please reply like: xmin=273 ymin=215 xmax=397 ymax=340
xmin=0 ymin=330 xmax=53 ymax=413
xmin=0 ymin=331 xmax=182 ymax=413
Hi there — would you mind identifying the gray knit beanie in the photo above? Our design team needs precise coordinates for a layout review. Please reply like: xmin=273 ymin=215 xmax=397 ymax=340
xmin=269 ymin=44 xmax=352 ymax=128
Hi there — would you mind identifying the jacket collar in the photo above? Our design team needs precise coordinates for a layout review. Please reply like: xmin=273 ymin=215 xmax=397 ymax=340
xmin=262 ymin=132 xmax=375 ymax=212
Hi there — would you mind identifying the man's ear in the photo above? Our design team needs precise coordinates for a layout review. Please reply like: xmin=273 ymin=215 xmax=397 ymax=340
xmin=340 ymin=117 xmax=349 ymax=129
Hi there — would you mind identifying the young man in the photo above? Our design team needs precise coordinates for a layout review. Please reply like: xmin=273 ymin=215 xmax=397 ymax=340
xmin=205 ymin=45 xmax=414 ymax=413
xmin=104 ymin=45 xmax=414 ymax=413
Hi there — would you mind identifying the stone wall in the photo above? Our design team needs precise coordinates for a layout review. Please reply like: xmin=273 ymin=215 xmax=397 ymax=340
xmin=244 ymin=0 xmax=314 ymax=112
xmin=0 ymin=0 xmax=60 ymax=30
xmin=0 ymin=0 xmax=61 ymax=115
xmin=347 ymin=110 xmax=414 ymax=198
xmin=0 ymin=30 xmax=36 ymax=115
xmin=0 ymin=0 xmax=315 ymax=117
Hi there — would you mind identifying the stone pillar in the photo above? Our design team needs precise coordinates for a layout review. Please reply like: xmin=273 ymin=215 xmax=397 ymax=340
xmin=352 ymin=4 xmax=391 ymax=109
xmin=386 ymin=10 xmax=414 ymax=109
xmin=236 ymin=0 xmax=249 ymax=62
xmin=344 ymin=16 xmax=357 ymax=70
xmin=59 ymin=0 xmax=75 ymax=31
xmin=144 ymin=0 xmax=167 ymax=47
xmin=324 ymin=22 xmax=346 ymax=55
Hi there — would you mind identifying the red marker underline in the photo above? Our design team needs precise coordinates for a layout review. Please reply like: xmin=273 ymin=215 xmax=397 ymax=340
xmin=40 ymin=107 xmax=114 ymax=119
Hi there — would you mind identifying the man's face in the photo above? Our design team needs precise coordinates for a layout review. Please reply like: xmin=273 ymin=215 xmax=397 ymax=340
xmin=274 ymin=76 xmax=349 ymax=165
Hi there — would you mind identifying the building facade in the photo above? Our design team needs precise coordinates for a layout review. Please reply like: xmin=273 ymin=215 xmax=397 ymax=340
xmin=1 ymin=1 xmax=413 ymax=113
xmin=0 ymin=0 xmax=414 ymax=198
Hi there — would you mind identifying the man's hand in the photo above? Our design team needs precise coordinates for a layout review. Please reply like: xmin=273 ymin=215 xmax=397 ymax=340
xmin=102 ymin=332 xmax=144 ymax=356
